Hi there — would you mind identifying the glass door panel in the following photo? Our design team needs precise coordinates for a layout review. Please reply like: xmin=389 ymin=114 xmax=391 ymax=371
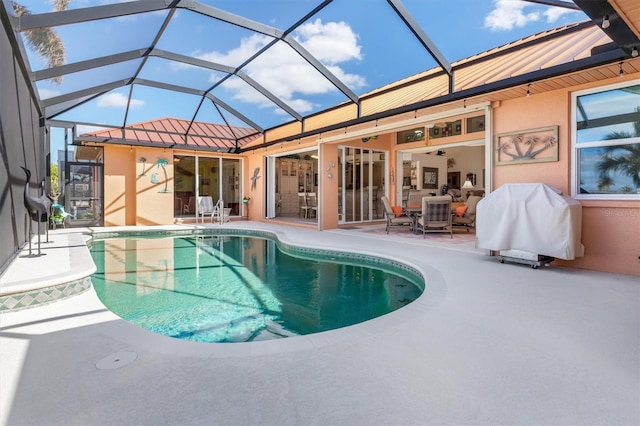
xmin=174 ymin=155 xmax=195 ymax=217
xmin=66 ymin=162 xmax=103 ymax=227
xmin=340 ymin=147 xmax=386 ymax=224
xmin=222 ymin=158 xmax=240 ymax=216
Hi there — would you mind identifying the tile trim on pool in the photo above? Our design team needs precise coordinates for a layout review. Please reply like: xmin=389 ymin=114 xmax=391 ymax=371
xmin=0 ymin=276 xmax=92 ymax=312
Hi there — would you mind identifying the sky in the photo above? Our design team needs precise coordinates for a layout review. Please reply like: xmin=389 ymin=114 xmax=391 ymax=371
xmin=13 ymin=0 xmax=590 ymax=159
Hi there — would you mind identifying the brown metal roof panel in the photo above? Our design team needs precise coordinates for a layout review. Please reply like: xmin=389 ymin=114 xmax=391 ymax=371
xmin=543 ymin=32 xmax=611 ymax=67
xmin=200 ymin=122 xmax=225 ymax=138
xmin=122 ymin=129 xmax=138 ymax=141
xmin=454 ymin=47 xmax=525 ymax=90
xmin=166 ymin=132 xmax=184 ymax=144
xmin=455 ymin=23 xmax=584 ymax=67
xmin=187 ymin=135 xmax=207 ymax=147
xmin=518 ymin=29 xmax=606 ymax=72
xmin=261 ymin=121 xmax=302 ymax=144
xmin=454 ymin=26 xmax=610 ymax=90
xmin=164 ymin=118 xmax=180 ymax=133
xmin=363 ymin=67 xmax=442 ymax=98
xmin=304 ymin=104 xmax=358 ymax=133
xmin=362 ymin=76 xmax=449 ymax=115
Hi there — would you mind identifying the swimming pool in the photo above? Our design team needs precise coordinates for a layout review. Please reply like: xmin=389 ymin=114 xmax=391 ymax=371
xmin=90 ymin=230 xmax=423 ymax=343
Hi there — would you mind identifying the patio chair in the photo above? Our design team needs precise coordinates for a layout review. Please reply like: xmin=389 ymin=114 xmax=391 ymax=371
xmin=211 ymin=199 xmax=231 ymax=224
xmin=197 ymin=196 xmax=215 ymax=223
xmin=381 ymin=196 xmax=413 ymax=234
xmin=50 ymin=203 xmax=72 ymax=229
xmin=415 ymin=195 xmax=452 ymax=238
xmin=305 ymin=193 xmax=317 ymax=219
xmin=298 ymin=192 xmax=317 ymax=219
xmin=452 ymin=195 xmax=482 ymax=232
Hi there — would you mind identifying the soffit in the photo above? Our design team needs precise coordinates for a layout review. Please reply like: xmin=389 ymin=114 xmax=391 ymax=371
xmin=610 ymin=0 xmax=640 ymax=40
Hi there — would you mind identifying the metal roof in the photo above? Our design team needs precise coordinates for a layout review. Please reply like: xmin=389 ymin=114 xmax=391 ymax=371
xmin=3 ymin=0 xmax=638 ymax=152
xmin=79 ymin=117 xmax=261 ymax=152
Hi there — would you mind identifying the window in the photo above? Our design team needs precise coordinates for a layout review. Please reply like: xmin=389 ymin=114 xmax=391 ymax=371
xmin=466 ymin=115 xmax=485 ymax=133
xmin=396 ymin=127 xmax=425 ymax=144
xmin=429 ymin=120 xmax=461 ymax=139
xmin=572 ymin=82 xmax=640 ymax=199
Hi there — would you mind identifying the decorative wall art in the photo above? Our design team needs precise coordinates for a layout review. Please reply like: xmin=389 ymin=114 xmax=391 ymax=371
xmin=155 ymin=158 xmax=170 ymax=193
xmin=423 ymin=167 xmax=438 ymax=189
xmin=495 ymin=126 xmax=558 ymax=165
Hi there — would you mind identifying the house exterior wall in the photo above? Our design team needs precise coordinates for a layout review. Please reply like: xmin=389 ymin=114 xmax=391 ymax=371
xmin=492 ymin=74 xmax=639 ymax=276
xmin=104 ymin=146 xmax=174 ymax=226
xmin=242 ymin=74 xmax=639 ymax=276
xmin=100 ymin=73 xmax=638 ymax=277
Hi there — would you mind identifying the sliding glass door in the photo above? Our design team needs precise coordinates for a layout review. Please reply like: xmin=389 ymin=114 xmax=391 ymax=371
xmin=339 ymin=147 xmax=385 ymax=224
xmin=174 ymin=156 xmax=241 ymax=218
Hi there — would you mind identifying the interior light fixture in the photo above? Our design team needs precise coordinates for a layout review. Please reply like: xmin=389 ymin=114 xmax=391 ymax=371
xmin=461 ymin=179 xmax=474 ymax=199
xmin=632 ymin=46 xmax=639 ymax=58
xmin=526 ymin=83 xmax=531 ymax=97
xmin=601 ymin=15 xmax=610 ymax=29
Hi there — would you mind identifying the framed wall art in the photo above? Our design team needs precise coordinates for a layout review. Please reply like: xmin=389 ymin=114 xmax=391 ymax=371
xmin=495 ymin=125 xmax=558 ymax=165
xmin=423 ymin=167 xmax=438 ymax=189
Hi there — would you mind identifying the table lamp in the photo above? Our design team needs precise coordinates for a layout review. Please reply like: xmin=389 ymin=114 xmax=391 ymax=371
xmin=461 ymin=179 xmax=474 ymax=199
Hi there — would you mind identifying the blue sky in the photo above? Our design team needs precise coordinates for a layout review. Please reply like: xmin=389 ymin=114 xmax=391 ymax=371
xmin=15 ymin=1 xmax=589 ymax=158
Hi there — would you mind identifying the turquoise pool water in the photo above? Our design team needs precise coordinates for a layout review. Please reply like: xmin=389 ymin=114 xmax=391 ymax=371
xmin=90 ymin=233 xmax=423 ymax=343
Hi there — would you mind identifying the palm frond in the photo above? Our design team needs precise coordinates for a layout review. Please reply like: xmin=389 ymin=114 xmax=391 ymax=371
xmin=11 ymin=1 xmax=66 ymax=83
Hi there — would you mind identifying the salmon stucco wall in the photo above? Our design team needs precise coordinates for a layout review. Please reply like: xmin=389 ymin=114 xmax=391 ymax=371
xmin=320 ymin=143 xmax=339 ymax=230
xmin=135 ymin=148 xmax=174 ymax=225
xmin=243 ymin=154 xmax=261 ymax=220
xmin=104 ymin=146 xmax=173 ymax=226
xmin=492 ymin=91 xmax=570 ymax=193
xmin=104 ymin=146 xmax=136 ymax=226
xmin=492 ymin=76 xmax=639 ymax=276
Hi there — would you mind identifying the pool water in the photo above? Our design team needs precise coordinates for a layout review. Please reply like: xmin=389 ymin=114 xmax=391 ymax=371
xmin=90 ymin=234 xmax=422 ymax=343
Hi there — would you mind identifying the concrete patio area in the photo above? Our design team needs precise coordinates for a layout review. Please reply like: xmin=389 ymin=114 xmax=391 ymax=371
xmin=1 ymin=222 xmax=638 ymax=425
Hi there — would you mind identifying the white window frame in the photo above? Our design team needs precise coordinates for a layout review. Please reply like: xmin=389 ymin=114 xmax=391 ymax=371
xmin=571 ymin=80 xmax=640 ymax=200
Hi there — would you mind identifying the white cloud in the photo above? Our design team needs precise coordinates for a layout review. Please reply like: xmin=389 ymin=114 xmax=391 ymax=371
xmin=38 ymin=88 xmax=61 ymax=100
xmin=544 ymin=7 xmax=576 ymax=23
xmin=295 ymin=19 xmax=363 ymax=65
xmin=484 ymin=0 xmax=540 ymax=31
xmin=76 ymin=124 xmax=108 ymax=135
xmin=96 ymin=93 xmax=144 ymax=108
xmin=196 ymin=19 xmax=365 ymax=115
xmin=484 ymin=0 xmax=579 ymax=31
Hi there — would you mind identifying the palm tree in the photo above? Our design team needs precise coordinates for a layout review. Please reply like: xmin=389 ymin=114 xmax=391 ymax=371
xmin=597 ymin=107 xmax=640 ymax=190
xmin=11 ymin=1 xmax=69 ymax=83
xmin=597 ymin=144 xmax=640 ymax=190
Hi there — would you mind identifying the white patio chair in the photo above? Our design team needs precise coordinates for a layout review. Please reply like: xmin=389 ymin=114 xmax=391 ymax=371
xmin=197 ymin=196 xmax=215 ymax=223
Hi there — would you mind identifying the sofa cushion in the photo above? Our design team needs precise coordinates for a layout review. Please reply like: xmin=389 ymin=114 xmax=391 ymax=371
xmin=391 ymin=206 xmax=404 ymax=217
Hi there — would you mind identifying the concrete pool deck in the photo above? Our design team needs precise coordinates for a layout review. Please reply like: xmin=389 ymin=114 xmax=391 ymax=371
xmin=1 ymin=222 xmax=638 ymax=425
